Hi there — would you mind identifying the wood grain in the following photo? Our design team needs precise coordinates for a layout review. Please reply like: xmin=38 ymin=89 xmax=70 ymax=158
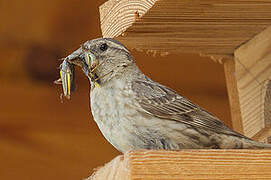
xmin=100 ymin=0 xmax=271 ymax=57
xmin=224 ymin=59 xmax=244 ymax=134
xmin=89 ymin=150 xmax=271 ymax=180
xmin=235 ymin=26 xmax=271 ymax=140
xmin=252 ymin=126 xmax=271 ymax=143
xmin=99 ymin=0 xmax=157 ymax=38
xmin=88 ymin=155 xmax=129 ymax=180
xmin=130 ymin=150 xmax=271 ymax=180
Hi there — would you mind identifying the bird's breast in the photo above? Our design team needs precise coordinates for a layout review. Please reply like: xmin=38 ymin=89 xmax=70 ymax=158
xmin=90 ymin=79 xmax=140 ymax=151
xmin=90 ymin=80 xmax=137 ymax=123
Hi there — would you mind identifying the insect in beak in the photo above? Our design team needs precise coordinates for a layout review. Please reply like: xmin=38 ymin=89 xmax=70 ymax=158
xmin=84 ymin=51 xmax=101 ymax=87
xmin=54 ymin=59 xmax=76 ymax=99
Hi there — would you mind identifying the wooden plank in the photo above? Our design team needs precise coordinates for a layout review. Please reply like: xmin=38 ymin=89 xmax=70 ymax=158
xmin=224 ymin=59 xmax=244 ymax=134
xmin=89 ymin=150 xmax=271 ymax=180
xmin=234 ymin=26 xmax=271 ymax=140
xmin=89 ymin=155 xmax=129 ymax=180
xmin=99 ymin=0 xmax=157 ymax=37
xmin=100 ymin=0 xmax=271 ymax=57
xmin=252 ymin=126 xmax=271 ymax=143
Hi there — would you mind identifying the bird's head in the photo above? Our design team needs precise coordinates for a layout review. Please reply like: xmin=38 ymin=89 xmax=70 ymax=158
xmin=65 ymin=38 xmax=135 ymax=87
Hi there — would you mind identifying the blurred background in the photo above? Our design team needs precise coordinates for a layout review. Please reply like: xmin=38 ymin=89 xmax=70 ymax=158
xmin=0 ymin=0 xmax=232 ymax=179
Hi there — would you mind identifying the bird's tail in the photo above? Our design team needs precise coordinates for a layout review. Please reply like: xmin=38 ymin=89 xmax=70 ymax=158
xmin=243 ymin=139 xmax=271 ymax=149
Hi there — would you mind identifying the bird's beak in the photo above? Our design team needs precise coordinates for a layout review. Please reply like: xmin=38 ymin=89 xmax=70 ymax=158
xmin=65 ymin=47 xmax=84 ymax=64
xmin=55 ymin=46 xmax=99 ymax=99
xmin=64 ymin=46 xmax=95 ymax=77
xmin=66 ymin=46 xmax=100 ymax=86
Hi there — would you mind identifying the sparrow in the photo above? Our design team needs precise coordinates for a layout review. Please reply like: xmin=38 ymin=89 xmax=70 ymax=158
xmin=62 ymin=38 xmax=271 ymax=152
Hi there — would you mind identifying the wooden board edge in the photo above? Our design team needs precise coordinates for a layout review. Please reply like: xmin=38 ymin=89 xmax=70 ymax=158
xmin=224 ymin=59 xmax=244 ymax=133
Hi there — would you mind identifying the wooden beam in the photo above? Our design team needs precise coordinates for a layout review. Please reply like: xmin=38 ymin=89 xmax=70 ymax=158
xmin=252 ymin=126 xmax=271 ymax=143
xmin=224 ymin=59 xmax=244 ymax=134
xmin=99 ymin=0 xmax=157 ymax=38
xmin=234 ymin=26 xmax=271 ymax=140
xmin=89 ymin=155 xmax=129 ymax=180
xmin=89 ymin=150 xmax=271 ymax=180
xmin=100 ymin=0 xmax=271 ymax=57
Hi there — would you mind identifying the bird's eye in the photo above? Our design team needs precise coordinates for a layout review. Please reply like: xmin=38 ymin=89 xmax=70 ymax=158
xmin=99 ymin=43 xmax=108 ymax=51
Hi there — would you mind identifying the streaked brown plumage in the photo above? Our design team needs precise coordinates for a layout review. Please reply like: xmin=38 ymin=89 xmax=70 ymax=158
xmin=64 ymin=38 xmax=271 ymax=152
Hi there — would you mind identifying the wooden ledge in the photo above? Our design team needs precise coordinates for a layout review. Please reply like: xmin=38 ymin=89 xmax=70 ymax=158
xmin=100 ymin=0 xmax=271 ymax=57
xmin=88 ymin=150 xmax=271 ymax=180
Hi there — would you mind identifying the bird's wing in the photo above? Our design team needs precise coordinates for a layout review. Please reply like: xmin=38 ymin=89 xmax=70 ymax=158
xmin=131 ymin=79 xmax=247 ymax=138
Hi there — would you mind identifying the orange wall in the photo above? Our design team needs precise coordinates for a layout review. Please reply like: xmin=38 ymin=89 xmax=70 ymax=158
xmin=0 ymin=0 xmax=231 ymax=179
